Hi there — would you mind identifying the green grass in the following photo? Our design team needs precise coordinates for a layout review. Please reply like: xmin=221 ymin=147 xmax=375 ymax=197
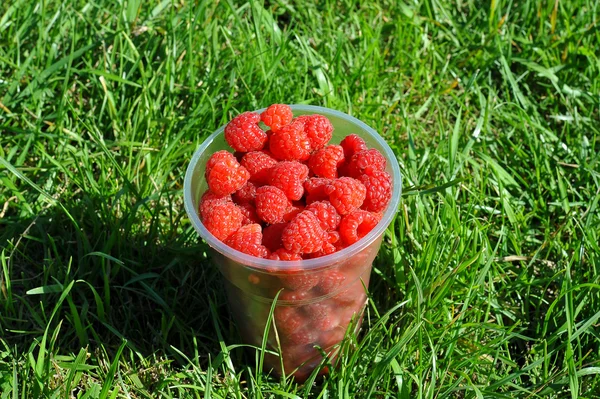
xmin=1 ymin=0 xmax=599 ymax=397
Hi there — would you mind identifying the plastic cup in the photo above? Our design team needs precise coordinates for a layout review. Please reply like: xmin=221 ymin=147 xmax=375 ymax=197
xmin=184 ymin=105 xmax=402 ymax=381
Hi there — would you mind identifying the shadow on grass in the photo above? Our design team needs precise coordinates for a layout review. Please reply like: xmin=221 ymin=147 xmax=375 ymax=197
xmin=0 ymin=189 xmax=244 ymax=385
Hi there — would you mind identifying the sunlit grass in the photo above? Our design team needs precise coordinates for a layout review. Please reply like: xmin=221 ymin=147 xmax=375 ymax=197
xmin=1 ymin=0 xmax=599 ymax=397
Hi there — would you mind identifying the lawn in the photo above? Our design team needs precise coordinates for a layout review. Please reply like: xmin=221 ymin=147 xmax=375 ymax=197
xmin=1 ymin=0 xmax=599 ymax=397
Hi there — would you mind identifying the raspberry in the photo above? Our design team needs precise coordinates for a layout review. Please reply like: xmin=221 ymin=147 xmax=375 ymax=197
xmin=311 ymin=231 xmax=344 ymax=258
xmin=268 ymin=248 xmax=303 ymax=261
xmin=279 ymin=289 xmax=311 ymax=302
xmin=285 ymin=329 xmax=318 ymax=345
xmin=224 ymin=223 xmax=268 ymax=257
xmin=262 ymin=222 xmax=287 ymax=252
xmin=327 ymin=230 xmax=341 ymax=245
xmin=308 ymin=145 xmax=345 ymax=179
xmin=338 ymin=297 xmax=365 ymax=321
xmin=232 ymin=181 xmax=256 ymax=204
xmin=224 ymin=112 xmax=268 ymax=152
xmin=308 ymin=230 xmax=344 ymax=258
xmin=304 ymin=177 xmax=332 ymax=204
xmin=325 ymin=177 xmax=366 ymax=215
xmin=238 ymin=202 xmax=261 ymax=225
xmin=199 ymin=191 xmax=232 ymax=218
xmin=305 ymin=201 xmax=340 ymax=231
xmin=283 ymin=202 xmax=305 ymax=222
xmin=317 ymin=330 xmax=345 ymax=351
xmin=346 ymin=149 xmax=386 ymax=178
xmin=240 ymin=151 xmax=278 ymax=185
xmin=274 ymin=307 xmax=304 ymax=335
xmin=373 ymin=210 xmax=385 ymax=222
xmin=306 ymin=241 xmax=337 ymax=258
xmin=255 ymin=186 xmax=290 ymax=224
xmin=340 ymin=134 xmax=368 ymax=159
xmin=303 ymin=303 xmax=338 ymax=332
xmin=206 ymin=154 xmax=250 ymax=196
xmin=317 ymin=270 xmax=346 ymax=295
xmin=360 ymin=169 xmax=392 ymax=212
xmin=322 ymin=242 xmax=337 ymax=255
xmin=279 ymin=272 xmax=319 ymax=291
xmin=339 ymin=210 xmax=379 ymax=246
xmin=205 ymin=150 xmax=237 ymax=178
xmin=260 ymin=104 xmax=293 ymax=132
xmin=269 ymin=161 xmax=309 ymax=201
xmin=282 ymin=211 xmax=326 ymax=254
xmin=200 ymin=201 xmax=243 ymax=241
xmin=295 ymin=114 xmax=333 ymax=150
xmin=334 ymin=281 xmax=366 ymax=305
xmin=269 ymin=121 xmax=311 ymax=161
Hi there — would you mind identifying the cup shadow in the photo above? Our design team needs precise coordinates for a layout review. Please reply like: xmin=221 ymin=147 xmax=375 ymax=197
xmin=0 ymin=188 xmax=244 ymax=378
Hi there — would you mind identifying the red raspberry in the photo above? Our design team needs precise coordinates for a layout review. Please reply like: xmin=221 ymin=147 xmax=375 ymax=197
xmin=322 ymin=231 xmax=344 ymax=253
xmin=306 ymin=241 xmax=337 ymax=258
xmin=328 ymin=230 xmax=341 ymax=245
xmin=340 ymin=134 xmax=368 ymax=159
xmin=339 ymin=210 xmax=379 ymax=246
xmin=199 ymin=191 xmax=232 ymax=218
xmin=303 ymin=303 xmax=338 ymax=332
xmin=317 ymin=330 xmax=345 ymax=352
xmin=308 ymin=145 xmax=345 ymax=179
xmin=268 ymin=248 xmax=303 ymax=261
xmin=338 ymin=294 xmax=366 ymax=318
xmin=322 ymin=242 xmax=338 ymax=255
xmin=238 ymin=202 xmax=261 ymax=225
xmin=295 ymin=114 xmax=333 ymax=150
xmin=360 ymin=169 xmax=392 ymax=212
xmin=240 ymin=151 xmax=278 ymax=185
xmin=274 ymin=307 xmax=304 ymax=335
xmin=206 ymin=154 xmax=250 ymax=196
xmin=255 ymin=186 xmax=290 ymax=224
xmin=224 ymin=223 xmax=268 ymax=257
xmin=325 ymin=177 xmax=366 ymax=215
xmin=346 ymin=149 xmax=386 ymax=178
xmin=317 ymin=270 xmax=346 ymax=294
xmin=304 ymin=177 xmax=332 ymax=204
xmin=282 ymin=211 xmax=326 ymax=254
xmin=224 ymin=112 xmax=267 ymax=152
xmin=232 ymin=181 xmax=256 ymax=204
xmin=260 ymin=104 xmax=293 ymax=132
xmin=305 ymin=201 xmax=340 ymax=231
xmin=334 ymin=283 xmax=366 ymax=305
xmin=205 ymin=150 xmax=236 ymax=178
xmin=269 ymin=161 xmax=309 ymax=201
xmin=279 ymin=272 xmax=319 ymax=291
xmin=269 ymin=121 xmax=311 ymax=161
xmin=262 ymin=222 xmax=287 ymax=252
xmin=283 ymin=201 xmax=305 ymax=222
xmin=285 ymin=328 xmax=319 ymax=345
xmin=279 ymin=289 xmax=311 ymax=302
xmin=200 ymin=201 xmax=243 ymax=241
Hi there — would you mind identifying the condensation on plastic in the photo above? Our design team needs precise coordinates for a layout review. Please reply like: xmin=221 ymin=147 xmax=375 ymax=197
xmin=183 ymin=105 xmax=402 ymax=380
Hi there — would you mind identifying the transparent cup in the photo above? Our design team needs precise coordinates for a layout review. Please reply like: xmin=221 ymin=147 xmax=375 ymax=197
xmin=184 ymin=105 xmax=402 ymax=381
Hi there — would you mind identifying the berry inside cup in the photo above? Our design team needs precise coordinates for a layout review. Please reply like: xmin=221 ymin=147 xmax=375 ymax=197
xmin=199 ymin=104 xmax=393 ymax=254
xmin=195 ymin=104 xmax=395 ymax=381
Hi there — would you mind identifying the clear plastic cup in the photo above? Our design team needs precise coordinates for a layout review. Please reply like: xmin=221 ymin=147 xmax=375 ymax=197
xmin=184 ymin=105 xmax=402 ymax=381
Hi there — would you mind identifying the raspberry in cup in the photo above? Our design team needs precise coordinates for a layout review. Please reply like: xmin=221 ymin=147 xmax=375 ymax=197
xmin=184 ymin=105 xmax=401 ymax=381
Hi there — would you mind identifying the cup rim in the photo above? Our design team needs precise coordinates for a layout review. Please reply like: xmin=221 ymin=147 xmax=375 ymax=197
xmin=183 ymin=104 xmax=402 ymax=271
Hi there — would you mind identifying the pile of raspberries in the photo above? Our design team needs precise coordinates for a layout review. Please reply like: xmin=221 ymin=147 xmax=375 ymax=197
xmin=199 ymin=104 xmax=392 ymax=260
